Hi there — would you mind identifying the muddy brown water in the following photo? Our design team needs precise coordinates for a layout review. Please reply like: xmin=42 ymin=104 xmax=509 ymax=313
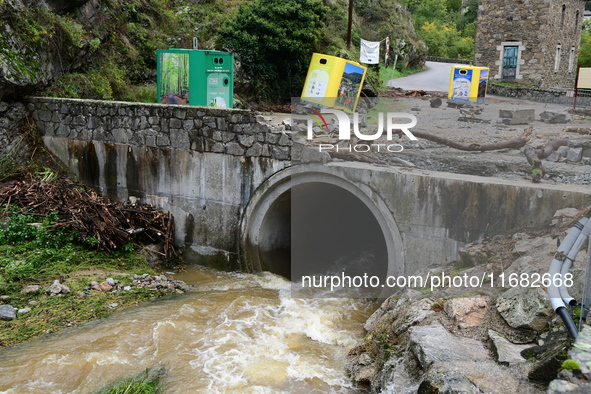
xmin=0 ymin=266 xmax=376 ymax=393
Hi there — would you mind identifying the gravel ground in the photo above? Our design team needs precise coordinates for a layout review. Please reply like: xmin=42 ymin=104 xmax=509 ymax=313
xmin=392 ymin=93 xmax=591 ymax=185
xmin=269 ymin=92 xmax=591 ymax=186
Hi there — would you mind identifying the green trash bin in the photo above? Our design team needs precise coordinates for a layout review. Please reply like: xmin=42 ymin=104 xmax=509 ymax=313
xmin=157 ymin=49 xmax=234 ymax=108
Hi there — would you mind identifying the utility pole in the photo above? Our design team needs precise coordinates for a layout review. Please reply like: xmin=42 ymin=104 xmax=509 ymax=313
xmin=347 ymin=0 xmax=353 ymax=49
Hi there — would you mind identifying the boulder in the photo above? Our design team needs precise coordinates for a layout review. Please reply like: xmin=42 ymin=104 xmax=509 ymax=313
xmin=21 ymin=285 xmax=41 ymax=294
xmin=488 ymin=330 xmax=528 ymax=365
xmin=457 ymin=243 xmax=488 ymax=268
xmin=567 ymin=147 xmax=583 ymax=163
xmin=444 ymin=297 xmax=488 ymax=328
xmin=551 ymin=208 xmax=581 ymax=226
xmin=499 ymin=108 xmax=535 ymax=125
xmin=409 ymin=324 xmax=489 ymax=369
xmin=429 ymin=97 xmax=442 ymax=108
xmin=46 ymin=280 xmax=70 ymax=296
xmin=0 ymin=304 xmax=16 ymax=321
xmin=511 ymin=235 xmax=554 ymax=256
xmin=540 ymin=111 xmax=570 ymax=124
xmin=418 ymin=371 xmax=482 ymax=394
xmin=496 ymin=287 xmax=554 ymax=331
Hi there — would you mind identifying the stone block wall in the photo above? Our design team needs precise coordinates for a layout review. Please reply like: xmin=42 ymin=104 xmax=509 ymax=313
xmin=426 ymin=56 xmax=472 ymax=65
xmin=487 ymin=83 xmax=591 ymax=106
xmin=26 ymin=97 xmax=294 ymax=270
xmin=27 ymin=97 xmax=293 ymax=161
xmin=475 ymin=0 xmax=584 ymax=89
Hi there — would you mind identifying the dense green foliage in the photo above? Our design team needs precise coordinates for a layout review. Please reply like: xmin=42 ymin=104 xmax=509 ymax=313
xmin=219 ymin=0 xmax=327 ymax=101
xmin=398 ymin=0 xmax=477 ymax=59
xmin=0 ymin=207 xmax=174 ymax=347
xmin=0 ymin=207 xmax=144 ymax=289
xmin=0 ymin=0 xmax=427 ymax=103
xmin=580 ymin=20 xmax=591 ymax=67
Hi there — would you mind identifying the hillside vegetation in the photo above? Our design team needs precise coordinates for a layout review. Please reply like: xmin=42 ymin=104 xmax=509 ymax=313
xmin=0 ymin=0 xmax=426 ymax=104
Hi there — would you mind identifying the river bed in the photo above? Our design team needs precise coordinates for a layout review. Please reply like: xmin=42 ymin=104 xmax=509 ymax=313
xmin=0 ymin=266 xmax=376 ymax=393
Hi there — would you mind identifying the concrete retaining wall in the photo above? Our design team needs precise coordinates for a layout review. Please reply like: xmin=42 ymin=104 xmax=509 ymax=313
xmin=242 ymin=162 xmax=591 ymax=280
xmin=28 ymin=97 xmax=292 ymax=269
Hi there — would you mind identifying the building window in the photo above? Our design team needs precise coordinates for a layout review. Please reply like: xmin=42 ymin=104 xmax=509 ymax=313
xmin=502 ymin=46 xmax=519 ymax=79
xmin=569 ymin=46 xmax=575 ymax=73
xmin=561 ymin=4 xmax=566 ymax=28
xmin=575 ymin=10 xmax=580 ymax=33
xmin=555 ymin=43 xmax=562 ymax=72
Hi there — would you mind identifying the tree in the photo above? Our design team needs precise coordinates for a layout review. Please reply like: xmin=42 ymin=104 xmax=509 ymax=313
xmin=219 ymin=0 xmax=327 ymax=102
xmin=580 ymin=20 xmax=591 ymax=67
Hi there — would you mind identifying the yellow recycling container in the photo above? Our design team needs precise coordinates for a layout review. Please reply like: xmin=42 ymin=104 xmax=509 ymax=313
xmin=301 ymin=53 xmax=367 ymax=112
xmin=448 ymin=65 xmax=489 ymax=103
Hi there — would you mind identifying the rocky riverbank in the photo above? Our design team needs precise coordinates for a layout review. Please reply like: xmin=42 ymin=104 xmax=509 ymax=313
xmin=346 ymin=207 xmax=591 ymax=393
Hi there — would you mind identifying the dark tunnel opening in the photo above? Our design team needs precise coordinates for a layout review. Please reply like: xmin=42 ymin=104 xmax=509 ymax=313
xmin=257 ymin=182 xmax=389 ymax=281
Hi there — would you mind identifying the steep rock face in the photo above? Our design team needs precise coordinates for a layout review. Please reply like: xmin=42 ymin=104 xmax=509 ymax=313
xmin=0 ymin=0 xmax=98 ymax=100
xmin=0 ymin=0 xmax=427 ymax=103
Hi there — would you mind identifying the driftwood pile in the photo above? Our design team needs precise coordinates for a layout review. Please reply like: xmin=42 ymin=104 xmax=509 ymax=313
xmin=0 ymin=179 xmax=177 ymax=260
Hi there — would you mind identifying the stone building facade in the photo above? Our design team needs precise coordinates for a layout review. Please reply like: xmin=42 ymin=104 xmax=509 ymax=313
xmin=474 ymin=0 xmax=585 ymax=89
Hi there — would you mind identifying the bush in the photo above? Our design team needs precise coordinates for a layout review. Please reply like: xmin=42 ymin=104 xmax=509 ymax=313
xmin=219 ymin=0 xmax=327 ymax=102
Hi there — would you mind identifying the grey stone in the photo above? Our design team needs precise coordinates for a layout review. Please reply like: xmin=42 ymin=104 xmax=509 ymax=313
xmin=0 ymin=305 xmax=16 ymax=321
xmin=429 ymin=97 xmax=442 ymax=108
xmin=170 ymin=129 xmax=190 ymax=149
xmin=170 ymin=118 xmax=183 ymax=129
xmin=245 ymin=143 xmax=263 ymax=157
xmin=444 ymin=297 xmax=488 ymax=328
xmin=225 ymin=142 xmax=244 ymax=156
xmin=270 ymin=145 xmax=289 ymax=160
xmin=409 ymin=323 xmax=489 ymax=370
xmin=568 ymin=140 xmax=591 ymax=149
xmin=21 ymin=285 xmax=40 ymax=294
xmin=488 ymin=330 xmax=528 ymax=365
xmin=282 ymin=118 xmax=292 ymax=129
xmin=106 ymin=278 xmax=116 ymax=286
xmin=266 ymin=133 xmax=280 ymax=144
xmin=567 ymin=147 xmax=583 ymax=163
xmin=216 ymin=117 xmax=228 ymax=130
xmin=547 ymin=380 xmax=588 ymax=393
xmin=212 ymin=142 xmax=224 ymax=153
xmin=47 ymin=280 xmax=70 ymax=296
xmin=540 ymin=111 xmax=570 ymax=124
xmin=221 ymin=132 xmax=235 ymax=143
xmin=156 ymin=135 xmax=170 ymax=146
xmin=496 ymin=286 xmax=554 ymax=331
xmin=300 ymin=147 xmax=331 ymax=164
xmin=278 ymin=133 xmax=292 ymax=146
xmin=457 ymin=243 xmax=487 ymax=268
xmin=418 ymin=371 xmax=483 ymax=394
xmin=238 ymin=134 xmax=255 ymax=147
xmin=512 ymin=235 xmax=554 ymax=256
xmin=499 ymin=109 xmax=535 ymax=124
xmin=551 ymin=208 xmax=581 ymax=226
xmin=17 ymin=308 xmax=31 ymax=314
xmin=547 ymin=151 xmax=560 ymax=162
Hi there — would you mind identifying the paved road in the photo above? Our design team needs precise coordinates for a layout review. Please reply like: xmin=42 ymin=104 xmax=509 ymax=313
xmin=387 ymin=61 xmax=456 ymax=92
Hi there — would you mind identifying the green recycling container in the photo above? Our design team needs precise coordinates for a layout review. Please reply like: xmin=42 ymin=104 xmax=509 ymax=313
xmin=157 ymin=49 xmax=234 ymax=108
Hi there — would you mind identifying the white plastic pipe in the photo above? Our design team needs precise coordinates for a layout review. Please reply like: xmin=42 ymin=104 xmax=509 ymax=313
xmin=559 ymin=218 xmax=591 ymax=305
xmin=548 ymin=217 xmax=587 ymax=311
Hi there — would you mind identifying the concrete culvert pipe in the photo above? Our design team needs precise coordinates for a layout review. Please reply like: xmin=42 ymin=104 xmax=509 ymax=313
xmin=240 ymin=166 xmax=404 ymax=297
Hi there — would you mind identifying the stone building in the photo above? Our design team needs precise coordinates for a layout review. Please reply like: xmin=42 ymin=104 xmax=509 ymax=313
xmin=474 ymin=0 xmax=585 ymax=90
